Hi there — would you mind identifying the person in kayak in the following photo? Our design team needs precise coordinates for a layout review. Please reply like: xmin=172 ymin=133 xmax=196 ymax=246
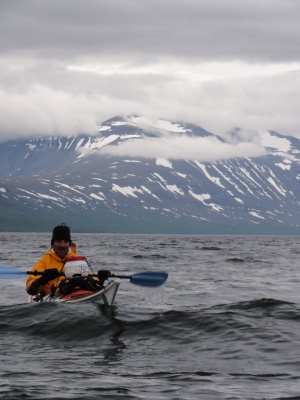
xmin=26 ymin=223 xmax=76 ymax=296
xmin=26 ymin=223 xmax=104 ymax=297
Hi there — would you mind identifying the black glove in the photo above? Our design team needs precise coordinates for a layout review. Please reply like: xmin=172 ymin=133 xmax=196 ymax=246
xmin=39 ymin=268 xmax=59 ymax=285
xmin=97 ymin=270 xmax=111 ymax=280
xmin=59 ymin=275 xmax=102 ymax=295
xmin=82 ymin=276 xmax=102 ymax=291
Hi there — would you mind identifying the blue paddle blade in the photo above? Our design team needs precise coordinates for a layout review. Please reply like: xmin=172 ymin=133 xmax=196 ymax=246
xmin=129 ymin=272 xmax=168 ymax=287
xmin=0 ymin=266 xmax=28 ymax=279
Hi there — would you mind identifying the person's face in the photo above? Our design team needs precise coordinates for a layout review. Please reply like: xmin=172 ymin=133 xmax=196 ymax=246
xmin=52 ymin=240 xmax=70 ymax=259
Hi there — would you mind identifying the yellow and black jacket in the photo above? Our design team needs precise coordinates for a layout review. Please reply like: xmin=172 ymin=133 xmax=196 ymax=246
xmin=26 ymin=248 xmax=76 ymax=295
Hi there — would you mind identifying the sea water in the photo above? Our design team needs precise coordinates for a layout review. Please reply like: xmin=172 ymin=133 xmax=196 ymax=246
xmin=0 ymin=233 xmax=300 ymax=399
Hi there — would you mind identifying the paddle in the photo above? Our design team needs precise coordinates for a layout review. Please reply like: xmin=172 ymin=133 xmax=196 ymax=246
xmin=0 ymin=266 xmax=63 ymax=279
xmin=0 ymin=266 xmax=168 ymax=287
xmin=111 ymin=272 xmax=168 ymax=287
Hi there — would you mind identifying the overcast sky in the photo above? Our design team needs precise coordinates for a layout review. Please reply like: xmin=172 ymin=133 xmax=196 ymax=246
xmin=1 ymin=0 xmax=300 ymax=150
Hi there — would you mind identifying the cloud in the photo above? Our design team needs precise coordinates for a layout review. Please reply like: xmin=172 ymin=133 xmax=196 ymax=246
xmin=99 ymin=134 xmax=266 ymax=162
xmin=1 ymin=0 xmax=300 ymax=63
xmin=0 ymin=84 xmax=100 ymax=137
xmin=0 ymin=0 xmax=300 ymax=142
xmin=0 ymin=57 xmax=299 ymax=142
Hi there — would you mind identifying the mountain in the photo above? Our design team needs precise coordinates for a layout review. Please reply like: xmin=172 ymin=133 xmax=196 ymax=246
xmin=0 ymin=115 xmax=299 ymax=234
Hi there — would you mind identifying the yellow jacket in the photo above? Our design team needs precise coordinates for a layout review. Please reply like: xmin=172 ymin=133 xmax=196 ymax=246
xmin=26 ymin=248 xmax=76 ymax=295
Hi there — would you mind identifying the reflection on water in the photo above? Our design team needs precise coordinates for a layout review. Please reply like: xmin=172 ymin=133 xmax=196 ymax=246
xmin=97 ymin=304 xmax=126 ymax=364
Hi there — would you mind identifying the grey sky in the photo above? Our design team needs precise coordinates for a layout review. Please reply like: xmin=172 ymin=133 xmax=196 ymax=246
xmin=1 ymin=0 xmax=300 ymax=146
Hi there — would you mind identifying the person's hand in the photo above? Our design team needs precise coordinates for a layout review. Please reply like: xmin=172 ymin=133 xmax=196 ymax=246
xmin=59 ymin=275 xmax=101 ymax=294
xmin=69 ymin=276 xmax=101 ymax=291
xmin=97 ymin=270 xmax=111 ymax=280
xmin=39 ymin=268 xmax=59 ymax=285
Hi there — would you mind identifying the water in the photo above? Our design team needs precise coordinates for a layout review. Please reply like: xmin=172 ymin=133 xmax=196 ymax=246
xmin=0 ymin=233 xmax=300 ymax=399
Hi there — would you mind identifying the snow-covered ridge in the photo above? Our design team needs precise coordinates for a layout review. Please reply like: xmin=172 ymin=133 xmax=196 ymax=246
xmin=127 ymin=115 xmax=192 ymax=133
xmin=93 ymin=116 xmax=299 ymax=164
xmin=0 ymin=115 xmax=299 ymax=234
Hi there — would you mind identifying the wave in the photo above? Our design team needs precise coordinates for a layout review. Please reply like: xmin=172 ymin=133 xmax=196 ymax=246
xmin=1 ymin=298 xmax=299 ymax=344
xmin=132 ymin=254 xmax=169 ymax=259
xmin=200 ymin=246 xmax=222 ymax=251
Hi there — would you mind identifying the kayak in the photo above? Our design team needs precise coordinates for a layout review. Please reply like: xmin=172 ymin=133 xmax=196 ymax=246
xmin=0 ymin=265 xmax=168 ymax=305
xmin=29 ymin=278 xmax=121 ymax=305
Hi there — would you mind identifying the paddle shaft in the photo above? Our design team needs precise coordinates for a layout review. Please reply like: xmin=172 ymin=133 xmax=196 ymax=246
xmin=111 ymin=274 xmax=132 ymax=279
xmin=27 ymin=271 xmax=65 ymax=276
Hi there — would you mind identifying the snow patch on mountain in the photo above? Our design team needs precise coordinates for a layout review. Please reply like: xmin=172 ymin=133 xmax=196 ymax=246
xmin=235 ymin=198 xmax=244 ymax=204
xmin=156 ymin=159 xmax=172 ymax=168
xmin=82 ymin=135 xmax=119 ymax=152
xmin=260 ymin=131 xmax=291 ymax=152
xmin=189 ymin=192 xmax=211 ymax=202
xmin=128 ymin=116 xmax=191 ymax=133
xmin=275 ymin=162 xmax=291 ymax=170
xmin=249 ymin=211 xmax=265 ymax=220
xmin=194 ymin=162 xmax=226 ymax=189
xmin=98 ymin=125 xmax=111 ymax=132
xmin=112 ymin=184 xmax=144 ymax=198
xmin=90 ymin=193 xmax=106 ymax=201
xmin=267 ymin=177 xmax=286 ymax=196
xmin=111 ymin=121 xmax=126 ymax=127
xmin=166 ymin=185 xmax=184 ymax=196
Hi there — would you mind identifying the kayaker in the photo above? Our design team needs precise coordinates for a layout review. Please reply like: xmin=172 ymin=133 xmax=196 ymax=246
xmin=26 ymin=223 xmax=75 ymax=296
xmin=26 ymin=223 xmax=110 ymax=298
